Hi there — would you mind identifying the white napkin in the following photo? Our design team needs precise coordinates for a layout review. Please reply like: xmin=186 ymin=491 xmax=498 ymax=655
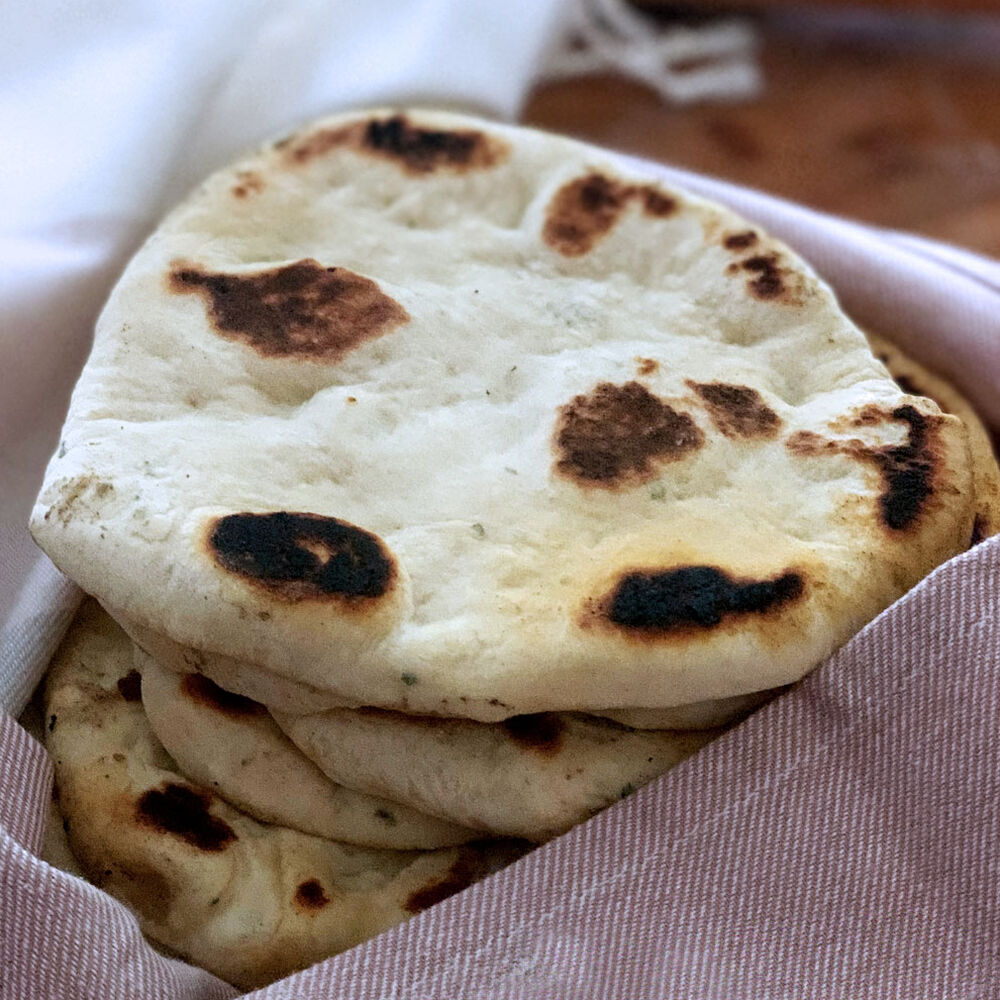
xmin=0 ymin=0 xmax=565 ymax=714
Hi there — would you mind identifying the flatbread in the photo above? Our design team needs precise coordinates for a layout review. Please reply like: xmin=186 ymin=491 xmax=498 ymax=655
xmin=31 ymin=109 xmax=974 ymax=721
xmin=119 ymin=614 xmax=362 ymax=714
xmin=138 ymin=650 xmax=478 ymax=848
xmin=866 ymin=331 xmax=1000 ymax=546
xmin=44 ymin=601 xmax=520 ymax=989
xmin=272 ymin=705 xmax=716 ymax=840
xmin=593 ymin=689 xmax=779 ymax=730
xmin=596 ymin=331 xmax=999 ymax=729
xmin=126 ymin=612 xmax=777 ymax=730
xmin=596 ymin=332 xmax=1000 ymax=730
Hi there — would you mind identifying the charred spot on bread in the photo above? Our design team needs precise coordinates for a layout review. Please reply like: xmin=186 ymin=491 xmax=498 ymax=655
xmin=284 ymin=114 xmax=507 ymax=174
xmin=786 ymin=404 xmax=945 ymax=532
xmin=136 ymin=783 xmax=237 ymax=852
xmin=206 ymin=512 xmax=396 ymax=604
xmin=554 ymin=381 xmax=703 ymax=487
xmin=585 ymin=565 xmax=805 ymax=637
xmin=722 ymin=230 xmax=758 ymax=251
xmin=739 ymin=254 xmax=785 ymax=300
xmin=294 ymin=879 xmax=331 ymax=911
xmin=687 ymin=381 xmax=781 ymax=439
xmin=543 ymin=173 xmax=677 ymax=256
xmin=877 ymin=405 xmax=938 ymax=530
xmin=168 ymin=259 xmax=408 ymax=363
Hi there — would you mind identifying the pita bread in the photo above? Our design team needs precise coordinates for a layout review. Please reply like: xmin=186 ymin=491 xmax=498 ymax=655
xmin=272 ymin=705 xmax=716 ymax=840
xmin=31 ymin=109 xmax=974 ymax=720
xmin=592 ymin=689 xmax=780 ymax=730
xmin=110 ymin=323 xmax=995 ymax=736
xmin=594 ymin=332 xmax=1000 ymax=730
xmin=124 ymin=612 xmax=777 ymax=730
xmin=118 ymin=613 xmax=363 ymax=714
xmin=138 ymin=650 xmax=478 ymax=848
xmin=43 ymin=601 xmax=521 ymax=989
xmin=866 ymin=330 xmax=999 ymax=547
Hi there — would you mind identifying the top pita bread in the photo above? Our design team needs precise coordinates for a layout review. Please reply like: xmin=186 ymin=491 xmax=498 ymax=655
xmin=31 ymin=109 xmax=974 ymax=721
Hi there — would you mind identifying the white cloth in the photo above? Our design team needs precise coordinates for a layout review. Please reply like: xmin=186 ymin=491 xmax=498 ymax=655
xmin=539 ymin=0 xmax=761 ymax=104
xmin=0 ymin=0 xmax=565 ymax=714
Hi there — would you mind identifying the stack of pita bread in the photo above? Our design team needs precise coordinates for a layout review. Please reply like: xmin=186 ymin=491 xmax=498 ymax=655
xmin=30 ymin=110 xmax=998 ymax=987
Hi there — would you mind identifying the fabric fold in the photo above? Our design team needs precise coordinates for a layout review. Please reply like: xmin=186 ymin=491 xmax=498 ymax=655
xmin=0 ymin=712 xmax=52 ymax=855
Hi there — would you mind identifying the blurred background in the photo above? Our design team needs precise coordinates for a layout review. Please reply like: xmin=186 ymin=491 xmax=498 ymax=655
xmin=528 ymin=0 xmax=1000 ymax=258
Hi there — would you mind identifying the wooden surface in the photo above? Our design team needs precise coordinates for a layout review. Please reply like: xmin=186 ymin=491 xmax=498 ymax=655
xmin=635 ymin=0 xmax=1000 ymax=10
xmin=523 ymin=24 xmax=1000 ymax=258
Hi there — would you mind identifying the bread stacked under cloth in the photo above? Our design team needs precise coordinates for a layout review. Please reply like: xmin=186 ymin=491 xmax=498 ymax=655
xmin=32 ymin=110 xmax=996 ymax=987
xmin=44 ymin=601 xmax=522 ymax=990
